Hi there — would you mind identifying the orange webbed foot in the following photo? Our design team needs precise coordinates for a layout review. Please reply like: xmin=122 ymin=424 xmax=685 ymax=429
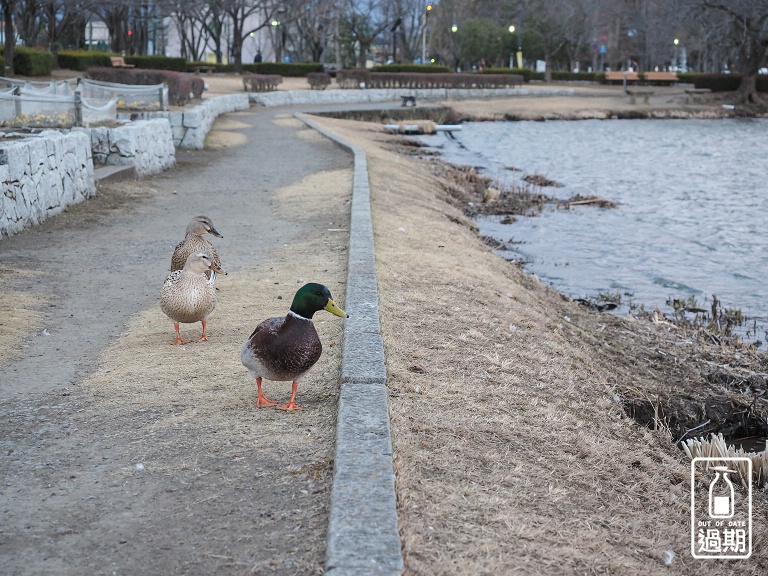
xmin=256 ymin=377 xmax=277 ymax=408
xmin=276 ymin=400 xmax=302 ymax=411
xmin=195 ymin=320 xmax=209 ymax=342
xmin=171 ymin=323 xmax=188 ymax=345
xmin=275 ymin=381 xmax=302 ymax=411
xmin=257 ymin=396 xmax=278 ymax=408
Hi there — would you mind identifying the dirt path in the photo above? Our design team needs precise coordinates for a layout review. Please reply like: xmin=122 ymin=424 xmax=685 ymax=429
xmin=0 ymin=107 xmax=352 ymax=574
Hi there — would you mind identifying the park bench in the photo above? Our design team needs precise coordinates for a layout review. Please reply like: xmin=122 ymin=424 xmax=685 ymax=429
xmin=626 ymin=88 xmax=654 ymax=104
xmin=605 ymin=71 xmax=639 ymax=85
xmin=643 ymin=71 xmax=678 ymax=85
xmin=685 ymin=88 xmax=711 ymax=103
xmin=194 ymin=66 xmax=216 ymax=75
xmin=109 ymin=56 xmax=135 ymax=68
xmin=401 ymin=95 xmax=417 ymax=107
xmin=242 ymin=74 xmax=283 ymax=92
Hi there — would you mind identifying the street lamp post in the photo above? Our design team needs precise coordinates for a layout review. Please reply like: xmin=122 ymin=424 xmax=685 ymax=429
xmin=451 ymin=24 xmax=458 ymax=71
xmin=422 ymin=4 xmax=432 ymax=64
xmin=508 ymin=25 xmax=515 ymax=69
xmin=271 ymin=19 xmax=281 ymax=63
xmin=673 ymin=38 xmax=679 ymax=71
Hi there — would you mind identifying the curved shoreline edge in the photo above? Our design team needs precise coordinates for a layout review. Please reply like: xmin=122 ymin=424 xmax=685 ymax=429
xmin=296 ymin=112 xmax=404 ymax=575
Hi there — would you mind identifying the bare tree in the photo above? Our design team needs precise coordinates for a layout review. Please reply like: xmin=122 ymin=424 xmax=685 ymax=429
xmin=683 ymin=0 xmax=768 ymax=104
xmin=527 ymin=0 xmax=570 ymax=78
xmin=168 ymin=0 xmax=209 ymax=60
xmin=15 ymin=0 xmax=45 ymax=47
xmin=1 ymin=0 xmax=17 ymax=73
xmin=223 ymin=0 xmax=286 ymax=69
xmin=291 ymin=0 xmax=336 ymax=62
xmin=339 ymin=0 xmax=392 ymax=68
xmin=387 ymin=0 xmax=425 ymax=64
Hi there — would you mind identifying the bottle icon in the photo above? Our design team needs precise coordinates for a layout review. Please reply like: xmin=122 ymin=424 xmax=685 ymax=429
xmin=709 ymin=466 xmax=735 ymax=518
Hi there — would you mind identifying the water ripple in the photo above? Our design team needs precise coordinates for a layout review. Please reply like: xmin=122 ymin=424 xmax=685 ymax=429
xmin=423 ymin=118 xmax=768 ymax=343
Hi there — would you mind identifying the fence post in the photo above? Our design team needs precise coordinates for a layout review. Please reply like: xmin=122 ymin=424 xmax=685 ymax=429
xmin=160 ymin=82 xmax=168 ymax=110
xmin=13 ymin=86 xmax=21 ymax=122
xmin=74 ymin=91 xmax=83 ymax=126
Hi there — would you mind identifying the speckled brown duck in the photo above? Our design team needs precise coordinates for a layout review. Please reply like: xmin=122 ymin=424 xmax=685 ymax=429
xmin=160 ymin=250 xmax=226 ymax=344
xmin=170 ymin=216 xmax=223 ymax=282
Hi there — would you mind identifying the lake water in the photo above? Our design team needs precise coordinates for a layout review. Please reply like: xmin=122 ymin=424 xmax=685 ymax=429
xmin=420 ymin=118 xmax=768 ymax=344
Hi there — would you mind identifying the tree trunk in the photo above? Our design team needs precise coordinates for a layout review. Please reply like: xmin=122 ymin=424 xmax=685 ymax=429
xmin=734 ymin=36 xmax=766 ymax=106
xmin=737 ymin=74 xmax=759 ymax=104
xmin=3 ymin=0 xmax=14 ymax=75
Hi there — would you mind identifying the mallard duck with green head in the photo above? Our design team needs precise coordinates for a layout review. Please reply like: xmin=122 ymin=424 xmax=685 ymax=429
xmin=161 ymin=250 xmax=226 ymax=344
xmin=241 ymin=283 xmax=348 ymax=411
xmin=171 ymin=216 xmax=224 ymax=282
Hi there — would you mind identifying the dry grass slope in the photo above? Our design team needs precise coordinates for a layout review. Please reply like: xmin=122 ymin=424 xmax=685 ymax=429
xmin=307 ymin=115 xmax=766 ymax=575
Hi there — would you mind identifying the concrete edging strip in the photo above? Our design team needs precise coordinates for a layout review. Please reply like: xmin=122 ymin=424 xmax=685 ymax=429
xmin=296 ymin=113 xmax=403 ymax=575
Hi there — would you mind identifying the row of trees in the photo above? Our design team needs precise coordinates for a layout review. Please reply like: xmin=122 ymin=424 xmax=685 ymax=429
xmin=0 ymin=1 xmax=766 ymax=103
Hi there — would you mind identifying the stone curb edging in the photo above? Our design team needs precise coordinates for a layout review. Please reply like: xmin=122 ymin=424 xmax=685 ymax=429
xmin=296 ymin=113 xmax=403 ymax=575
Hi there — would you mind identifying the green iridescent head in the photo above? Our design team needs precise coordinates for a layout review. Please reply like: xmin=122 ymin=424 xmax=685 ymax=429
xmin=290 ymin=283 xmax=348 ymax=319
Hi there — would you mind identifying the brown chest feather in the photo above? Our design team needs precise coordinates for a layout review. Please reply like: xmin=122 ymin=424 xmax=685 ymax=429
xmin=248 ymin=315 xmax=322 ymax=378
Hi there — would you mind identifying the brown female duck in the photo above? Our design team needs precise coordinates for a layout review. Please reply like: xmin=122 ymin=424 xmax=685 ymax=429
xmin=170 ymin=216 xmax=223 ymax=282
xmin=160 ymin=250 xmax=226 ymax=344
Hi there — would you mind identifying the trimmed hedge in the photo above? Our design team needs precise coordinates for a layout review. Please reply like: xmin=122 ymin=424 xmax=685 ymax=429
xmin=242 ymin=74 xmax=283 ymax=92
xmin=690 ymin=73 xmax=768 ymax=93
xmin=126 ymin=55 xmax=187 ymax=71
xmin=307 ymin=72 xmax=331 ymax=89
xmin=484 ymin=67 xmax=541 ymax=82
xmin=12 ymin=47 xmax=54 ymax=76
xmin=676 ymin=72 xmax=699 ymax=84
xmin=57 ymin=50 xmax=113 ymax=71
xmin=86 ymin=67 xmax=194 ymax=106
xmin=59 ymin=51 xmax=186 ymax=72
xmin=549 ymin=71 xmax=601 ymax=82
xmin=336 ymin=69 xmax=371 ymax=88
xmin=369 ymin=64 xmax=452 ymax=73
xmin=367 ymin=72 xmax=523 ymax=89
xmin=337 ymin=69 xmax=524 ymax=89
xmin=241 ymin=62 xmax=323 ymax=76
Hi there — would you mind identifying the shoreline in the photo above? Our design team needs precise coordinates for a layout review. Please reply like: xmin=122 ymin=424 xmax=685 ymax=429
xmin=405 ymin=118 xmax=768 ymax=350
xmin=305 ymin=113 xmax=767 ymax=573
xmin=405 ymin=146 xmax=768 ymax=445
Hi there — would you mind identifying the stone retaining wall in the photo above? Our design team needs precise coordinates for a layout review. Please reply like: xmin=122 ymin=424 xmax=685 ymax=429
xmin=0 ymin=131 xmax=95 ymax=239
xmin=117 ymin=93 xmax=250 ymax=149
xmin=1 ymin=94 xmax=249 ymax=239
xmin=82 ymin=119 xmax=176 ymax=178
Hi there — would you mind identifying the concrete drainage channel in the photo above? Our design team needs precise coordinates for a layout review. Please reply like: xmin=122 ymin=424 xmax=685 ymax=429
xmin=296 ymin=113 xmax=403 ymax=575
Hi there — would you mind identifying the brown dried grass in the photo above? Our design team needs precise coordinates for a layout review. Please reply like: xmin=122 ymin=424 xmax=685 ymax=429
xmin=305 ymin=115 xmax=766 ymax=575
xmin=0 ymin=269 xmax=48 ymax=364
